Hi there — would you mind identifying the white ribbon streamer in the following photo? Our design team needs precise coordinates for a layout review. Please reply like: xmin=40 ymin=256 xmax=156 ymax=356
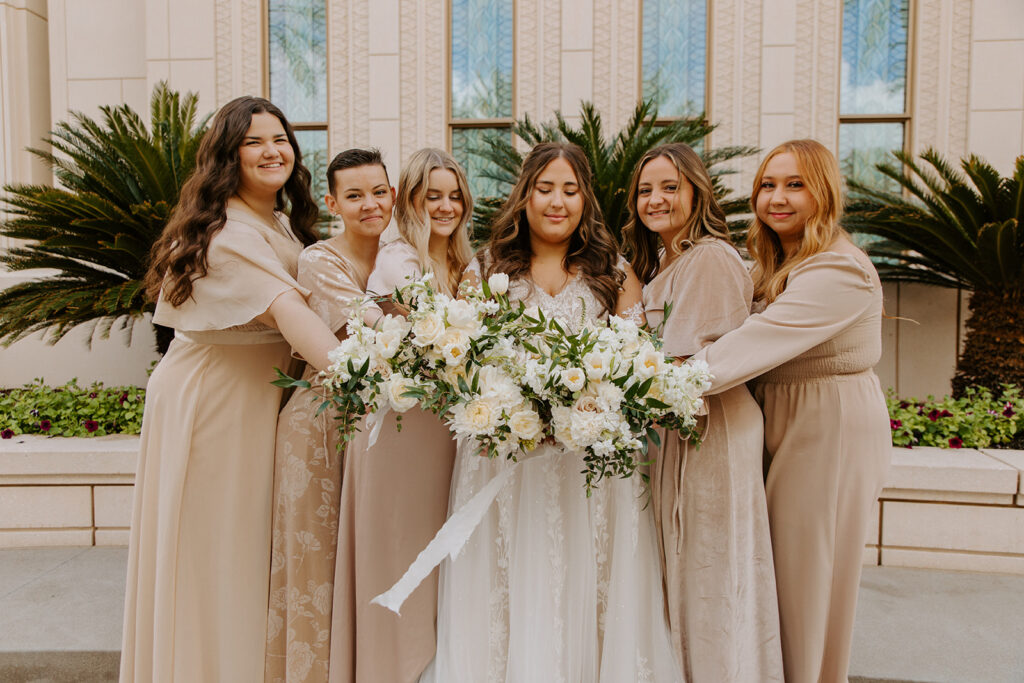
xmin=365 ymin=404 xmax=391 ymax=449
xmin=371 ymin=456 xmax=525 ymax=615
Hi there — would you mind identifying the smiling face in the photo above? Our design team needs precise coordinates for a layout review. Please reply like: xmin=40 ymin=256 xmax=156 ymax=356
xmin=324 ymin=164 xmax=394 ymax=238
xmin=754 ymin=151 xmax=816 ymax=252
xmin=415 ymin=168 xmax=465 ymax=243
xmin=525 ymin=156 xmax=584 ymax=248
xmin=636 ymin=155 xmax=695 ymax=246
xmin=236 ymin=112 xmax=295 ymax=199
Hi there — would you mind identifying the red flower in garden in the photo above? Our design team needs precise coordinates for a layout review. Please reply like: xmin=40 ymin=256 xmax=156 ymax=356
xmin=948 ymin=436 xmax=964 ymax=448
xmin=83 ymin=420 xmax=99 ymax=433
xmin=1 ymin=428 xmax=13 ymax=439
xmin=890 ymin=419 xmax=902 ymax=430
xmin=927 ymin=409 xmax=953 ymax=422
xmin=39 ymin=420 xmax=51 ymax=432
xmin=1003 ymin=403 xmax=1016 ymax=418
xmin=88 ymin=392 xmax=98 ymax=399
xmin=119 ymin=392 xmax=129 ymax=405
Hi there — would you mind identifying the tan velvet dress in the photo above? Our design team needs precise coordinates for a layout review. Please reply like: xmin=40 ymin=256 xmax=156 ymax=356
xmin=265 ymin=239 xmax=370 ymax=683
xmin=692 ymin=242 xmax=891 ymax=683
xmin=643 ymin=238 xmax=783 ymax=682
xmin=120 ymin=207 xmax=309 ymax=683
xmin=328 ymin=239 xmax=457 ymax=683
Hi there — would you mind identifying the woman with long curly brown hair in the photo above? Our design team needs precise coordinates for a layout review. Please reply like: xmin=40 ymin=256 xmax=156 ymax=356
xmin=622 ymin=142 xmax=783 ymax=682
xmin=692 ymin=139 xmax=890 ymax=683
xmin=120 ymin=96 xmax=341 ymax=683
xmin=422 ymin=142 xmax=682 ymax=682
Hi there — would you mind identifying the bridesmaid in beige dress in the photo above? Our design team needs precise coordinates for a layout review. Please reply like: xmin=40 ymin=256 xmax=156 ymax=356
xmin=120 ymin=97 xmax=343 ymax=683
xmin=327 ymin=148 xmax=472 ymax=683
xmin=622 ymin=143 xmax=783 ymax=682
xmin=265 ymin=149 xmax=395 ymax=683
xmin=691 ymin=139 xmax=891 ymax=683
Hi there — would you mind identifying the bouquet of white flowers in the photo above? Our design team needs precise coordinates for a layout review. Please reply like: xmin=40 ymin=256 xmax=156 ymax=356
xmin=277 ymin=272 xmax=712 ymax=491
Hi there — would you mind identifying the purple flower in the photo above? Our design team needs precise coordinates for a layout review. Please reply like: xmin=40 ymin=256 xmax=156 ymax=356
xmin=1003 ymin=403 xmax=1016 ymax=418
xmin=1 ymin=428 xmax=13 ymax=439
xmin=83 ymin=420 xmax=99 ymax=433
xmin=38 ymin=420 xmax=51 ymax=432
xmin=30 ymin=409 xmax=39 ymax=417
xmin=119 ymin=392 xmax=129 ymax=405
xmin=899 ymin=401 xmax=910 ymax=409
xmin=927 ymin=409 xmax=953 ymax=422
xmin=88 ymin=392 xmax=98 ymax=399
xmin=890 ymin=419 xmax=902 ymax=430
xmin=948 ymin=436 xmax=964 ymax=448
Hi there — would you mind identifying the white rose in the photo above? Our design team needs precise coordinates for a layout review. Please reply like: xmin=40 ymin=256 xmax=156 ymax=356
xmin=632 ymin=342 xmax=666 ymax=379
xmin=589 ymin=380 xmax=624 ymax=411
xmin=386 ymin=375 xmax=419 ymax=412
xmin=574 ymin=394 xmax=604 ymax=414
xmin=451 ymin=398 xmax=499 ymax=436
xmin=508 ymin=408 xmax=543 ymax=441
xmin=440 ymin=326 xmax=470 ymax=349
xmin=379 ymin=314 xmax=411 ymax=337
xmin=445 ymin=298 xmax=480 ymax=333
xmin=375 ymin=328 xmax=403 ymax=359
xmin=551 ymin=406 xmax=577 ymax=449
xmin=411 ymin=312 xmax=446 ymax=347
xmin=487 ymin=272 xmax=510 ymax=295
xmin=560 ymin=367 xmax=586 ymax=392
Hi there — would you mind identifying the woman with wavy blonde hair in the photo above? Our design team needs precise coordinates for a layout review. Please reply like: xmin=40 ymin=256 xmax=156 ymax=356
xmin=622 ymin=142 xmax=783 ymax=682
xmin=691 ymin=139 xmax=890 ymax=683
xmin=327 ymin=148 xmax=471 ymax=683
xmin=374 ymin=147 xmax=474 ymax=298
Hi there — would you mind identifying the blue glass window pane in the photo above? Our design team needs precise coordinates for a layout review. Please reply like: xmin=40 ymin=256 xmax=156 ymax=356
xmin=839 ymin=122 xmax=904 ymax=193
xmin=268 ymin=0 xmax=327 ymax=122
xmin=642 ymin=0 xmax=706 ymax=117
xmin=451 ymin=127 xmax=510 ymax=201
xmin=294 ymin=129 xmax=329 ymax=204
xmin=840 ymin=0 xmax=909 ymax=115
xmin=451 ymin=0 xmax=514 ymax=119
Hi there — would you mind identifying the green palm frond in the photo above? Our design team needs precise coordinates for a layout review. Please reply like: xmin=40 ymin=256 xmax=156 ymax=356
xmin=0 ymin=82 xmax=210 ymax=352
xmin=843 ymin=149 xmax=1024 ymax=291
xmin=466 ymin=99 xmax=758 ymax=244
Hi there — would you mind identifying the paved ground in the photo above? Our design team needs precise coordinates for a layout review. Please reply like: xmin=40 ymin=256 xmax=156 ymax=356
xmin=1 ymin=547 xmax=1023 ymax=682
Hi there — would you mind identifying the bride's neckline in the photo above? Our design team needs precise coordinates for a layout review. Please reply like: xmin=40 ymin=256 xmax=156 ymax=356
xmin=531 ymin=269 xmax=584 ymax=299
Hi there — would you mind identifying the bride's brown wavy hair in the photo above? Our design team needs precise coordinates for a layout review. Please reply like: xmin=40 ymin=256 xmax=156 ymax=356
xmin=144 ymin=96 xmax=319 ymax=306
xmin=481 ymin=141 xmax=624 ymax=315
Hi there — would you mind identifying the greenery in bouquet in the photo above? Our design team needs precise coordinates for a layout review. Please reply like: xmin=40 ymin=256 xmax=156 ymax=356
xmin=299 ymin=273 xmax=713 ymax=492
xmin=887 ymin=385 xmax=1024 ymax=449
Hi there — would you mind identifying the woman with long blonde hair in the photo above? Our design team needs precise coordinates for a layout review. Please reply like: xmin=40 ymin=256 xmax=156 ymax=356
xmin=691 ymin=139 xmax=890 ymax=683
xmin=328 ymin=148 xmax=471 ymax=683
xmin=622 ymin=142 xmax=783 ymax=682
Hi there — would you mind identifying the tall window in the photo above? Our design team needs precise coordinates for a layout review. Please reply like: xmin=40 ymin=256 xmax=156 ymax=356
xmin=449 ymin=0 xmax=514 ymax=201
xmin=268 ymin=0 xmax=329 ymax=201
xmin=838 ymin=0 xmax=911 ymax=191
xmin=641 ymin=0 xmax=707 ymax=118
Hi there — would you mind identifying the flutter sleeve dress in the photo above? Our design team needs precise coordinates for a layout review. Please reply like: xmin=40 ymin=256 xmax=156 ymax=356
xmin=691 ymin=243 xmax=891 ymax=683
xmin=643 ymin=238 xmax=783 ymax=682
xmin=264 ymin=238 xmax=370 ymax=683
xmin=327 ymin=239 xmax=457 ymax=683
xmin=120 ymin=206 xmax=310 ymax=683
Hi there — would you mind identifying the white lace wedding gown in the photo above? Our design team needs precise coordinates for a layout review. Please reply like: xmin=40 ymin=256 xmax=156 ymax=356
xmin=420 ymin=267 xmax=684 ymax=683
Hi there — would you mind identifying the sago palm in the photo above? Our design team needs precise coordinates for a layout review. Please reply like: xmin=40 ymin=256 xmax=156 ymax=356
xmin=0 ymin=82 xmax=209 ymax=355
xmin=843 ymin=150 xmax=1024 ymax=395
xmin=468 ymin=99 xmax=757 ymax=245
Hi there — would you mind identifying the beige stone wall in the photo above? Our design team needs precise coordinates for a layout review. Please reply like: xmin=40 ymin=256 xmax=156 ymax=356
xmin=1 ymin=0 xmax=1022 ymax=393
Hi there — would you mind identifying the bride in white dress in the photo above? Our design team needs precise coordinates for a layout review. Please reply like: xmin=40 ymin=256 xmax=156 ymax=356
xmin=420 ymin=142 xmax=684 ymax=683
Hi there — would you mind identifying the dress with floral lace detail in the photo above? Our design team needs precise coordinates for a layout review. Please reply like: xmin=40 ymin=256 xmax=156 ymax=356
xmin=420 ymin=259 xmax=683 ymax=683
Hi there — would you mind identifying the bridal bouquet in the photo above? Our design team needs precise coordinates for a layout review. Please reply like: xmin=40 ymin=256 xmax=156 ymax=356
xmin=281 ymin=273 xmax=713 ymax=490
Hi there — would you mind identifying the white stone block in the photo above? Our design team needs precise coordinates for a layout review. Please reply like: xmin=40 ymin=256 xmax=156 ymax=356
xmin=972 ymin=0 xmax=1024 ymax=41
xmin=0 ymin=529 xmax=93 ymax=548
xmin=94 ymin=486 xmax=133 ymax=528
xmin=168 ymin=0 xmax=214 ymax=60
xmin=368 ymin=54 xmax=401 ymax=120
xmin=761 ymin=0 xmax=796 ymax=46
xmin=65 ymin=0 xmax=145 ymax=79
xmin=881 ymin=547 xmax=1024 ymax=575
xmin=969 ymin=41 xmax=1024 ymax=111
xmin=0 ymin=435 xmax=138 ymax=485
xmin=95 ymin=529 xmax=129 ymax=546
xmin=863 ymin=545 xmax=879 ymax=567
xmin=895 ymin=284 xmax=959 ymax=398
xmin=368 ymin=0 xmax=399 ymax=54
xmin=980 ymin=449 xmax=1024 ymax=496
xmin=560 ymin=50 xmax=593 ymax=116
xmin=0 ymin=486 xmax=92 ymax=529
xmin=883 ymin=501 xmax=1024 ymax=555
xmin=561 ymin=0 xmax=593 ymax=51
xmin=883 ymin=447 xmax=1018 ymax=503
xmin=760 ymin=46 xmax=795 ymax=114
xmin=168 ymin=59 xmax=217 ymax=114
xmin=968 ymin=110 xmax=1024 ymax=181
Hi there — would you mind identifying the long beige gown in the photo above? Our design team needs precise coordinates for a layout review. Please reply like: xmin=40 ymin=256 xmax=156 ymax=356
xmin=265 ymin=239 xmax=370 ymax=683
xmin=692 ymin=241 xmax=891 ymax=683
xmin=328 ymin=239 xmax=456 ymax=683
xmin=643 ymin=238 xmax=783 ymax=682
xmin=120 ymin=207 xmax=309 ymax=683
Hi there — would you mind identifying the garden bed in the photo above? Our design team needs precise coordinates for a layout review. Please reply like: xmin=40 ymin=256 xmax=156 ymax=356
xmin=3 ymin=436 xmax=1024 ymax=574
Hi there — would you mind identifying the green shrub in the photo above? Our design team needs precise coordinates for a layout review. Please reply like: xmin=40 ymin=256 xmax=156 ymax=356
xmin=888 ymin=385 xmax=1024 ymax=448
xmin=0 ymin=379 xmax=145 ymax=438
